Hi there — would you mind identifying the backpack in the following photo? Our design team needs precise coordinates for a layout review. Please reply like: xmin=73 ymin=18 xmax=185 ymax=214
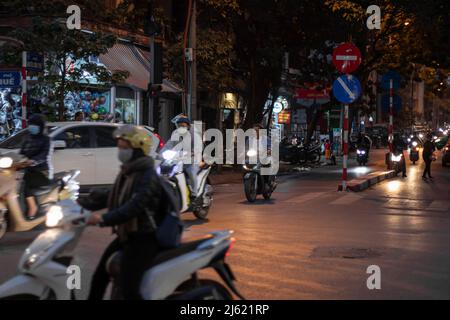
xmin=151 ymin=176 xmax=184 ymax=249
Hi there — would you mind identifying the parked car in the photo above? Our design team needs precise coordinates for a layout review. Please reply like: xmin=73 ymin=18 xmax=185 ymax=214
xmin=0 ymin=122 xmax=164 ymax=190
xmin=442 ymin=142 xmax=450 ymax=167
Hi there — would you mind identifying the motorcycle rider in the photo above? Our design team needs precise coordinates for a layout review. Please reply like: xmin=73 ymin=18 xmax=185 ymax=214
xmin=252 ymin=123 xmax=276 ymax=187
xmin=393 ymin=133 xmax=407 ymax=178
xmin=86 ymin=125 xmax=164 ymax=300
xmin=164 ymin=115 xmax=204 ymax=202
xmin=356 ymin=132 xmax=372 ymax=154
xmin=19 ymin=114 xmax=52 ymax=219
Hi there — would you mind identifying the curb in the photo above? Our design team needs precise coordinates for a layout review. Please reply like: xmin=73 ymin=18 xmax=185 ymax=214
xmin=338 ymin=170 xmax=396 ymax=192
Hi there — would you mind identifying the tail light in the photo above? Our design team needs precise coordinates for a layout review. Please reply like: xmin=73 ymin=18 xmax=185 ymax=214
xmin=225 ymin=237 xmax=236 ymax=258
xmin=414 ymin=147 xmax=419 ymax=152
xmin=153 ymin=132 xmax=165 ymax=150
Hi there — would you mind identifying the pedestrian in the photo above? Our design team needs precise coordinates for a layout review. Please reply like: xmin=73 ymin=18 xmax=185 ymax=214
xmin=422 ymin=133 xmax=436 ymax=180
xmin=74 ymin=111 xmax=85 ymax=121
xmin=324 ymin=139 xmax=331 ymax=161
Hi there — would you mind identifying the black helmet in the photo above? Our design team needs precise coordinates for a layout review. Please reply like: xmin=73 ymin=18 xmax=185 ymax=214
xmin=28 ymin=114 xmax=46 ymax=134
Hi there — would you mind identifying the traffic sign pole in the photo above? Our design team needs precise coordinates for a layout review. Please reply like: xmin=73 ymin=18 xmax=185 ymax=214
xmin=21 ymin=51 xmax=27 ymax=129
xmin=389 ymin=79 xmax=393 ymax=153
xmin=342 ymin=104 xmax=349 ymax=191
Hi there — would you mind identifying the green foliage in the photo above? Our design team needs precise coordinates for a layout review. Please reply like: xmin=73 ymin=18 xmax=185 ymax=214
xmin=6 ymin=15 xmax=127 ymax=120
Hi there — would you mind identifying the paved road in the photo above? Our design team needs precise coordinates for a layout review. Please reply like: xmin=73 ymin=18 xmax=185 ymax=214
xmin=1 ymin=149 xmax=449 ymax=299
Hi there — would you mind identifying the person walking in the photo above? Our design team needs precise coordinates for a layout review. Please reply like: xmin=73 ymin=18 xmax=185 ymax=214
xmin=422 ymin=134 xmax=436 ymax=180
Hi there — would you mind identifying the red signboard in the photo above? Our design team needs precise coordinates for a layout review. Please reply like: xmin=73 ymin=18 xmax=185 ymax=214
xmin=294 ymin=89 xmax=330 ymax=107
xmin=332 ymin=43 xmax=362 ymax=74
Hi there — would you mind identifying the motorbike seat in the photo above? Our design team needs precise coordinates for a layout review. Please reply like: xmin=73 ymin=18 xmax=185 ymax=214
xmin=151 ymin=236 xmax=213 ymax=266
xmin=31 ymin=181 xmax=60 ymax=198
xmin=105 ymin=236 xmax=214 ymax=277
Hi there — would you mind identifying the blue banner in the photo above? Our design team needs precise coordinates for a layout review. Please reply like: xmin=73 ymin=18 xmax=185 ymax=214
xmin=0 ymin=71 xmax=21 ymax=88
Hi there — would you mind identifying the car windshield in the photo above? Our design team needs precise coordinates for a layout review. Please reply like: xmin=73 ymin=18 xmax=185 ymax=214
xmin=0 ymin=126 xmax=58 ymax=149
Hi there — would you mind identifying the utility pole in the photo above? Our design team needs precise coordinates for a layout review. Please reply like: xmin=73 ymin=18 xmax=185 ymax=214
xmin=147 ymin=0 xmax=163 ymax=129
xmin=186 ymin=0 xmax=197 ymax=120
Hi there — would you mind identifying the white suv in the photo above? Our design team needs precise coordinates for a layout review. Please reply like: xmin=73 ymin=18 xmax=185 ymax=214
xmin=0 ymin=122 xmax=163 ymax=189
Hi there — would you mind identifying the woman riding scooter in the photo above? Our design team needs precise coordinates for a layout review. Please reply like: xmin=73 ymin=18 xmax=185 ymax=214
xmin=20 ymin=114 xmax=51 ymax=219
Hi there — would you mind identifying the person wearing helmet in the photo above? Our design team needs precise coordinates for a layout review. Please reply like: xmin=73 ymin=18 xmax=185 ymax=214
xmin=165 ymin=115 xmax=204 ymax=202
xmin=19 ymin=114 xmax=52 ymax=219
xmin=85 ymin=125 xmax=164 ymax=300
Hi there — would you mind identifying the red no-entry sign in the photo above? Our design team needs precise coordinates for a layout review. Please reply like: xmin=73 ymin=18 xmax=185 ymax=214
xmin=332 ymin=43 xmax=362 ymax=74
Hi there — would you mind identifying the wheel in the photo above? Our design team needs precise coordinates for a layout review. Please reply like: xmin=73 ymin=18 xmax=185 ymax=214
xmin=193 ymin=184 xmax=212 ymax=220
xmin=412 ymin=160 xmax=416 ymax=165
xmin=244 ymin=174 xmax=257 ymax=202
xmin=175 ymin=279 xmax=233 ymax=300
xmin=193 ymin=206 xmax=209 ymax=220
xmin=0 ymin=215 xmax=7 ymax=240
xmin=262 ymin=181 xmax=272 ymax=200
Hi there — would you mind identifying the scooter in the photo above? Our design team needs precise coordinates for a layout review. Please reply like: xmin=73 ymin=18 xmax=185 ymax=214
xmin=391 ymin=151 xmax=404 ymax=176
xmin=242 ymin=149 xmax=277 ymax=202
xmin=0 ymin=154 xmax=80 ymax=240
xmin=0 ymin=198 xmax=244 ymax=300
xmin=356 ymin=147 xmax=369 ymax=166
xmin=409 ymin=141 xmax=420 ymax=164
xmin=158 ymin=150 xmax=213 ymax=220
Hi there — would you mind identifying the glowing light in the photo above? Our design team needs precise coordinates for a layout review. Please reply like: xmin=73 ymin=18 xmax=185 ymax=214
xmin=387 ymin=181 xmax=401 ymax=192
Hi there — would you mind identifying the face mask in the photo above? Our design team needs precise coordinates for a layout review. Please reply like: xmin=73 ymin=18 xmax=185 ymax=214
xmin=118 ymin=148 xmax=133 ymax=163
xmin=28 ymin=125 xmax=40 ymax=135
xmin=177 ymin=127 xmax=188 ymax=135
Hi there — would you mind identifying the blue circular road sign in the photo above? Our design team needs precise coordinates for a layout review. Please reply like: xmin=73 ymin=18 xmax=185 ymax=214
xmin=332 ymin=75 xmax=361 ymax=104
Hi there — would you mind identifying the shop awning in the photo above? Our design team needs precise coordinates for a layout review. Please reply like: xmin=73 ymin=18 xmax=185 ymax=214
xmin=99 ymin=42 xmax=183 ymax=94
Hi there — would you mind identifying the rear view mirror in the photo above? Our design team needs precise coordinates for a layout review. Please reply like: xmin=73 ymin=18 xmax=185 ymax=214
xmin=54 ymin=140 xmax=67 ymax=150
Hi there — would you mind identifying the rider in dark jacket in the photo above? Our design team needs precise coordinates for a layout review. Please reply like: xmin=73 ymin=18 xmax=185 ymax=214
xmin=392 ymin=133 xmax=407 ymax=177
xmin=20 ymin=114 xmax=51 ymax=219
xmin=86 ymin=125 xmax=163 ymax=300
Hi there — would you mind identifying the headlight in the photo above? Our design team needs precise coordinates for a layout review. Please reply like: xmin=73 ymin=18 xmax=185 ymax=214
xmin=162 ymin=150 xmax=177 ymax=160
xmin=391 ymin=154 xmax=402 ymax=162
xmin=361 ymin=150 xmax=366 ymax=155
xmin=412 ymin=141 xmax=418 ymax=147
xmin=0 ymin=157 xmax=13 ymax=169
xmin=46 ymin=205 xmax=63 ymax=227
xmin=247 ymin=149 xmax=257 ymax=157
xmin=407 ymin=138 xmax=411 ymax=142
xmin=419 ymin=134 xmax=424 ymax=138
xmin=357 ymin=150 xmax=365 ymax=155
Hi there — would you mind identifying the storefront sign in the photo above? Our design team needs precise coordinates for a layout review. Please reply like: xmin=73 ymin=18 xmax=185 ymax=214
xmin=278 ymin=110 xmax=291 ymax=124
xmin=26 ymin=52 xmax=44 ymax=72
xmin=0 ymin=71 xmax=21 ymax=88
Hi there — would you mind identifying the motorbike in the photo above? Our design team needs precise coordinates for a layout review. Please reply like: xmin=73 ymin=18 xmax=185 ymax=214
xmin=0 ymin=154 xmax=80 ymax=240
xmin=158 ymin=150 xmax=213 ymax=220
xmin=0 ymin=198 xmax=244 ymax=300
xmin=391 ymin=151 xmax=404 ymax=176
xmin=243 ymin=149 xmax=277 ymax=202
xmin=356 ymin=147 xmax=369 ymax=166
xmin=409 ymin=140 xmax=420 ymax=164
